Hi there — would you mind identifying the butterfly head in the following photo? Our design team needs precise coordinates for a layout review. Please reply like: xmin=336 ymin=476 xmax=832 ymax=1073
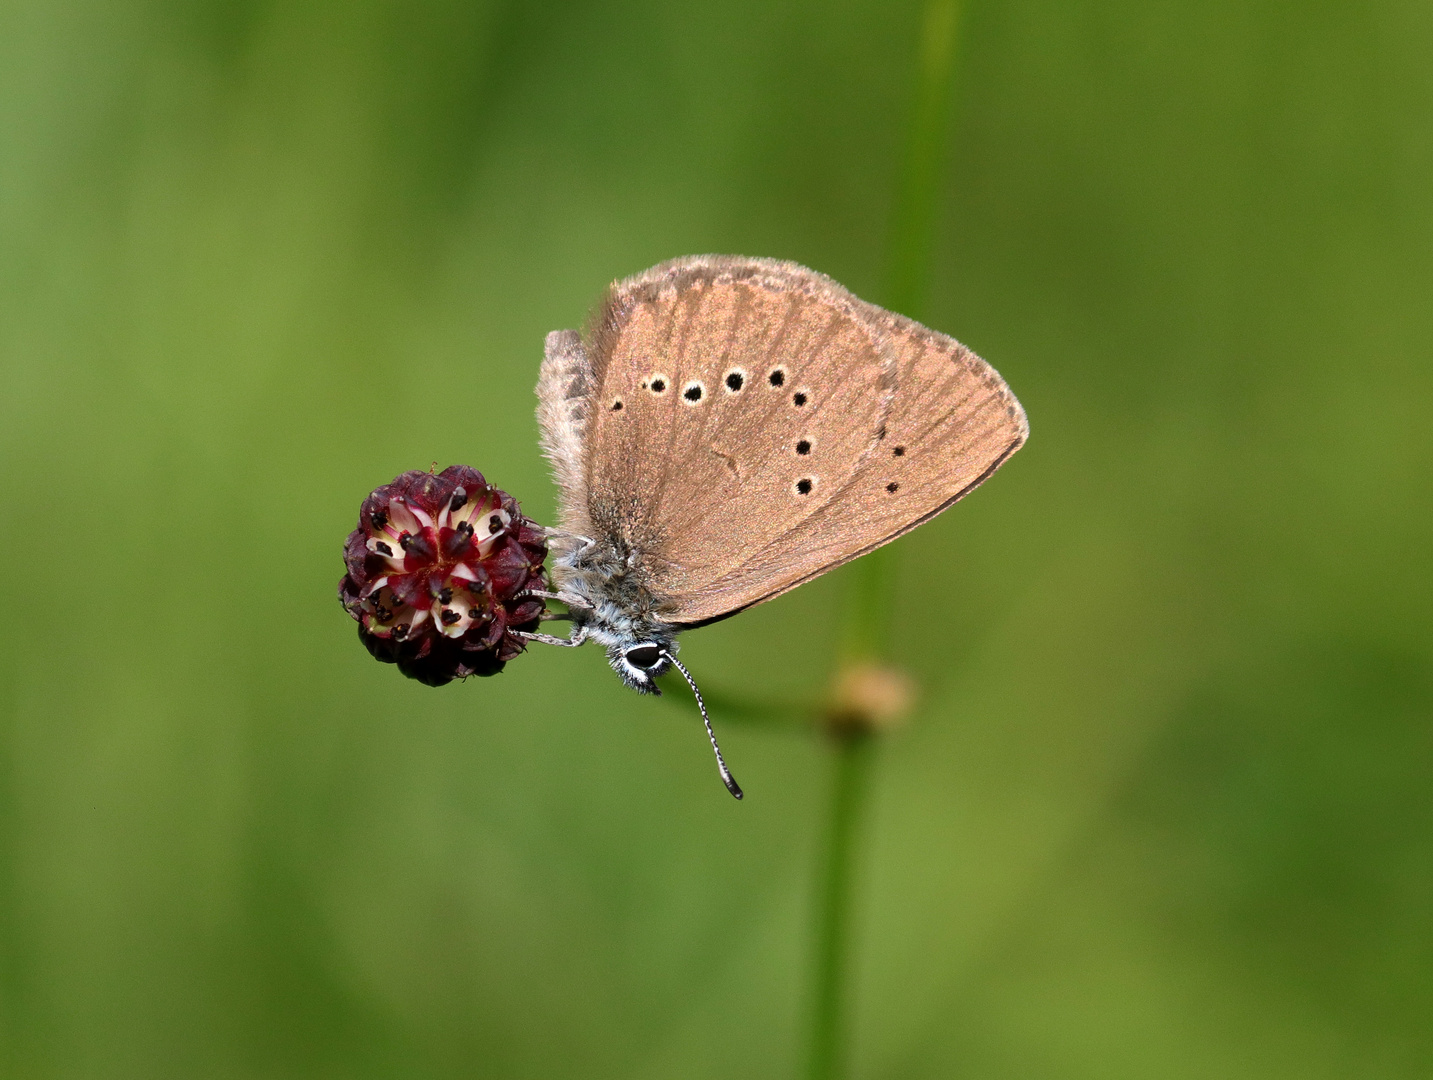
xmin=608 ymin=638 xmax=674 ymax=692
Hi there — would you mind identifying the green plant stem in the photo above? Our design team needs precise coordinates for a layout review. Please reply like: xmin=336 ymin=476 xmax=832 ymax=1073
xmin=805 ymin=730 xmax=875 ymax=1080
xmin=885 ymin=0 xmax=967 ymax=319
xmin=807 ymin=3 xmax=967 ymax=1079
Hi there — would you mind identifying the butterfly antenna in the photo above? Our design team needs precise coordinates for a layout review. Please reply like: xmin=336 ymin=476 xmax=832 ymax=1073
xmin=662 ymin=652 xmax=743 ymax=800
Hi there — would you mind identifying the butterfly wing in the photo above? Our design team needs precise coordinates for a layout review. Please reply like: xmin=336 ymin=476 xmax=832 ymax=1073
xmin=678 ymin=307 xmax=1027 ymax=623
xmin=535 ymin=255 xmax=1025 ymax=626
xmin=536 ymin=328 xmax=597 ymax=536
xmin=555 ymin=257 xmax=898 ymax=606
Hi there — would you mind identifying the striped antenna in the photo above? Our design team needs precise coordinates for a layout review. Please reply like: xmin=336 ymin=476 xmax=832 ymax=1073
xmin=663 ymin=651 xmax=743 ymax=800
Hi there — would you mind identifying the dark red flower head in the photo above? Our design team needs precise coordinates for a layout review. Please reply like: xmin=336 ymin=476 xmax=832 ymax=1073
xmin=339 ymin=466 xmax=548 ymax=685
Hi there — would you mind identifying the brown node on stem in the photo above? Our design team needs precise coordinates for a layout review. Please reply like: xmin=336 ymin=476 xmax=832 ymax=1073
xmin=824 ymin=662 xmax=916 ymax=737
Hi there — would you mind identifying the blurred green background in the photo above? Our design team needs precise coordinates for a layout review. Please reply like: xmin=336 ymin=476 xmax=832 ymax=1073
xmin=2 ymin=0 xmax=1431 ymax=1077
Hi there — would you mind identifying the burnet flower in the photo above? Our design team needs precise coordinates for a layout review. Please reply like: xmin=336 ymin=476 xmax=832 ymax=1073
xmin=339 ymin=466 xmax=548 ymax=685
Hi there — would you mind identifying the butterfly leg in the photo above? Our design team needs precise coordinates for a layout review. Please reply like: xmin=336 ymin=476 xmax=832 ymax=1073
xmin=541 ymin=530 xmax=597 ymax=563
xmin=521 ymin=588 xmax=592 ymax=610
xmin=542 ymin=528 xmax=595 ymax=548
xmin=514 ymin=627 xmax=588 ymax=648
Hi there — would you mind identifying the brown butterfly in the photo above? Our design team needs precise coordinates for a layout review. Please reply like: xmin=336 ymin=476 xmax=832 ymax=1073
xmin=522 ymin=255 xmax=1027 ymax=797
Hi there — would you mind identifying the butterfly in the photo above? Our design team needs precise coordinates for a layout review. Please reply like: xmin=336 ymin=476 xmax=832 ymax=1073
xmin=516 ymin=255 xmax=1027 ymax=798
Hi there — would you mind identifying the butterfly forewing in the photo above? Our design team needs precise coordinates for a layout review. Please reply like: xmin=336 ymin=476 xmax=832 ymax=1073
xmin=538 ymin=255 xmax=1026 ymax=627
xmin=579 ymin=257 xmax=897 ymax=608
xmin=683 ymin=314 xmax=1026 ymax=621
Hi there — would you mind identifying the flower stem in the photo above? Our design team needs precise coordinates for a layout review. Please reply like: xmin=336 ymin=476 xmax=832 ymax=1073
xmin=885 ymin=0 xmax=968 ymax=320
xmin=806 ymin=3 xmax=967 ymax=1078
xmin=805 ymin=730 xmax=876 ymax=1080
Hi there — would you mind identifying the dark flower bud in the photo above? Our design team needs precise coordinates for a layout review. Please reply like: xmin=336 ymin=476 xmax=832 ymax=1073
xmin=338 ymin=466 xmax=548 ymax=686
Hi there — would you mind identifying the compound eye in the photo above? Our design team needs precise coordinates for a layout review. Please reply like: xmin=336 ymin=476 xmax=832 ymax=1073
xmin=625 ymin=645 xmax=663 ymax=670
